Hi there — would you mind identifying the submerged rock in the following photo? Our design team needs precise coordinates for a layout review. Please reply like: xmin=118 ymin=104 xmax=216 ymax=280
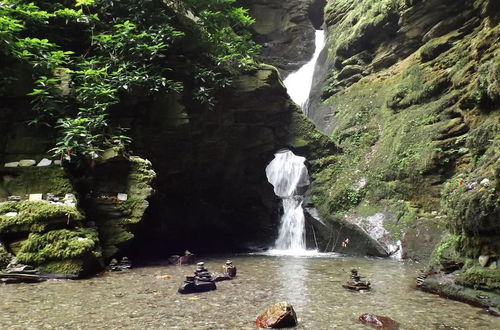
xmin=256 ymin=302 xmax=297 ymax=329
xmin=359 ymin=313 xmax=400 ymax=329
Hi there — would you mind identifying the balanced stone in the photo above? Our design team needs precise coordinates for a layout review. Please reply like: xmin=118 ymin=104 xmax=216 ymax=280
xmin=343 ymin=268 xmax=371 ymax=291
xmin=19 ymin=159 xmax=36 ymax=167
xmin=36 ymin=158 xmax=52 ymax=167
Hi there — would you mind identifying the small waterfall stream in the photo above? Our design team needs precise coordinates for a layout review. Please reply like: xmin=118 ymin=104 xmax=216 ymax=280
xmin=283 ymin=30 xmax=325 ymax=110
xmin=265 ymin=150 xmax=314 ymax=254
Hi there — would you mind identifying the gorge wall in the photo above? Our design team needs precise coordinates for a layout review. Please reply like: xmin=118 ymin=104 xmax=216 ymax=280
xmin=247 ymin=0 xmax=499 ymax=296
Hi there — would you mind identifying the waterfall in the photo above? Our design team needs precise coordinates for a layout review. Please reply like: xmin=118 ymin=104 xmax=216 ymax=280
xmin=266 ymin=149 xmax=311 ymax=253
xmin=283 ymin=30 xmax=325 ymax=111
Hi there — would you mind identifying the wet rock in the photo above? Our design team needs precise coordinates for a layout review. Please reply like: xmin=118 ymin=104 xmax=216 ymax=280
xmin=178 ymin=275 xmax=216 ymax=294
xmin=178 ymin=250 xmax=195 ymax=265
xmin=211 ymin=272 xmax=231 ymax=282
xmin=19 ymin=159 xmax=36 ymax=167
xmin=223 ymin=260 xmax=237 ymax=278
xmin=359 ymin=313 xmax=400 ymax=329
xmin=256 ymin=301 xmax=297 ymax=329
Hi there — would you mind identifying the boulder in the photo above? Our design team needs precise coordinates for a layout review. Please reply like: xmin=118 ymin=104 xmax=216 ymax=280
xmin=256 ymin=302 xmax=297 ymax=328
xmin=359 ymin=313 xmax=400 ymax=329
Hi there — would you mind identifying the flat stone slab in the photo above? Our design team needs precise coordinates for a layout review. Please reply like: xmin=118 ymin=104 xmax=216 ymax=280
xmin=19 ymin=159 xmax=36 ymax=167
xmin=4 ymin=162 xmax=19 ymax=168
xmin=5 ymin=212 xmax=18 ymax=217
xmin=36 ymin=158 xmax=52 ymax=167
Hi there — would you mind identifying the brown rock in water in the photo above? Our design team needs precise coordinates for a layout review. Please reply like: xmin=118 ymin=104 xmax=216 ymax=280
xmin=359 ymin=313 xmax=400 ymax=329
xmin=256 ymin=302 xmax=297 ymax=328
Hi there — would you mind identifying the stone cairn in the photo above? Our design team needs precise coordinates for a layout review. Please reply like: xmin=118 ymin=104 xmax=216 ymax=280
xmin=107 ymin=257 xmax=132 ymax=272
xmin=342 ymin=268 xmax=371 ymax=291
xmin=178 ymin=262 xmax=216 ymax=294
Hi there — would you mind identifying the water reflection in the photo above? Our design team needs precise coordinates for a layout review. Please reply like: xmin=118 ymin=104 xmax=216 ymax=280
xmin=276 ymin=257 xmax=310 ymax=310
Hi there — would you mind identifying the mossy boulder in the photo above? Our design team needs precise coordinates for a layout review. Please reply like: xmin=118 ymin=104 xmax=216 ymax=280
xmin=0 ymin=242 xmax=11 ymax=269
xmin=0 ymin=166 xmax=74 ymax=200
xmin=16 ymin=228 xmax=100 ymax=276
xmin=0 ymin=201 xmax=84 ymax=234
xmin=455 ymin=266 xmax=500 ymax=291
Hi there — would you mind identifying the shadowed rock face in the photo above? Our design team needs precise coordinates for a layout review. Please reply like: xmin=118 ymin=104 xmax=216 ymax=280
xmin=240 ymin=0 xmax=317 ymax=78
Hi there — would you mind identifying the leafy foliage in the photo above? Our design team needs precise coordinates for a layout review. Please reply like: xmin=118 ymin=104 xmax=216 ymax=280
xmin=0 ymin=0 xmax=259 ymax=163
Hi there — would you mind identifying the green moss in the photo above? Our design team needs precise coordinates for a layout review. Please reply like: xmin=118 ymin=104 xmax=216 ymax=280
xmin=0 ymin=201 xmax=84 ymax=233
xmin=0 ymin=243 xmax=11 ymax=269
xmin=472 ymin=57 xmax=500 ymax=108
xmin=4 ymin=167 xmax=74 ymax=198
xmin=431 ymin=233 xmax=462 ymax=265
xmin=455 ymin=266 xmax=500 ymax=291
xmin=420 ymin=38 xmax=452 ymax=62
xmin=37 ymin=259 xmax=84 ymax=276
xmin=16 ymin=228 xmax=99 ymax=269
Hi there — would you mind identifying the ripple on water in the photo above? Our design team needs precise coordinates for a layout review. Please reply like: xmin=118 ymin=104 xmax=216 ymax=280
xmin=0 ymin=255 xmax=499 ymax=329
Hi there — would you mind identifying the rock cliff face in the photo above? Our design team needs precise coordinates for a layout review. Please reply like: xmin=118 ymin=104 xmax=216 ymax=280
xmin=240 ymin=0 xmax=320 ymax=77
xmin=297 ymin=0 xmax=498 ymax=297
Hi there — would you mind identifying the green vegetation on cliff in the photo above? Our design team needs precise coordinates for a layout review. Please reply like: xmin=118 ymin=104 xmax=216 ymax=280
xmin=306 ymin=0 xmax=499 ymax=265
xmin=0 ymin=0 xmax=259 ymax=163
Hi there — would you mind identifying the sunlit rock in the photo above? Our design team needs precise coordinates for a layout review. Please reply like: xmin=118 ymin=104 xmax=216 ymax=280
xmin=256 ymin=302 xmax=297 ymax=328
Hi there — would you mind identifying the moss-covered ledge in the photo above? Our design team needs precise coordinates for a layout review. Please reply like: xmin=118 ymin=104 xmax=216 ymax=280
xmin=420 ymin=272 xmax=500 ymax=314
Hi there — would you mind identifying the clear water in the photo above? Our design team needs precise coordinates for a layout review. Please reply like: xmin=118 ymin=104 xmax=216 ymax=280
xmin=284 ymin=30 xmax=326 ymax=110
xmin=266 ymin=150 xmax=310 ymax=251
xmin=1 ymin=255 xmax=498 ymax=329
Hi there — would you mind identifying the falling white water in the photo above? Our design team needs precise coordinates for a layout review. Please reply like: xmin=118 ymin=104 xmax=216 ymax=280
xmin=266 ymin=150 xmax=313 ymax=254
xmin=284 ymin=30 xmax=325 ymax=109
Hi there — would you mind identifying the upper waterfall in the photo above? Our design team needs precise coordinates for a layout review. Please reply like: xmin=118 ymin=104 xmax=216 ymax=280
xmin=283 ymin=30 xmax=325 ymax=109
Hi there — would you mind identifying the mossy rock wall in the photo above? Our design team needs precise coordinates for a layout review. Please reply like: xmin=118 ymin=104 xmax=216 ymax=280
xmin=301 ymin=0 xmax=498 ymax=276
